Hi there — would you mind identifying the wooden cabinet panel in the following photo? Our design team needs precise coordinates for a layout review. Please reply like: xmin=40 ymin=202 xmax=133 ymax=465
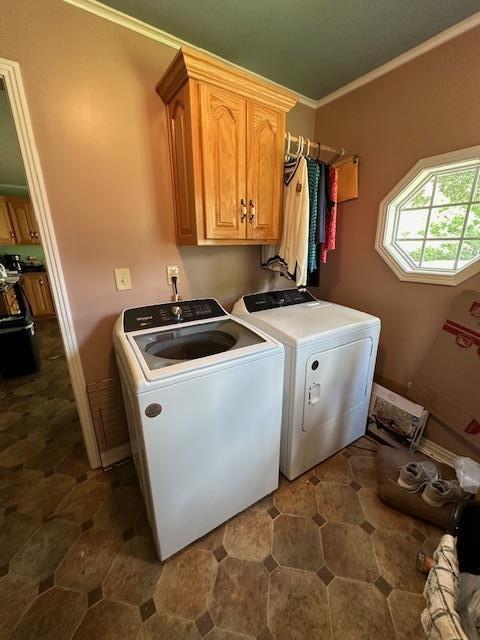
xmin=200 ymin=85 xmax=246 ymax=240
xmin=7 ymin=196 xmax=40 ymax=244
xmin=167 ymin=84 xmax=198 ymax=244
xmin=5 ymin=288 xmax=20 ymax=315
xmin=0 ymin=288 xmax=20 ymax=315
xmin=246 ymin=102 xmax=283 ymax=241
xmin=21 ymin=273 xmax=55 ymax=318
xmin=0 ymin=196 xmax=16 ymax=244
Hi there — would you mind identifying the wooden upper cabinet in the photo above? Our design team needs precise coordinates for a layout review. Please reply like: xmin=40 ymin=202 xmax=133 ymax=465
xmin=157 ymin=48 xmax=297 ymax=245
xmin=0 ymin=196 xmax=16 ymax=244
xmin=7 ymin=196 xmax=40 ymax=244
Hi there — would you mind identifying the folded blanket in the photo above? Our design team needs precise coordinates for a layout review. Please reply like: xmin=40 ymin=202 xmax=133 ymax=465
xmin=422 ymin=534 xmax=468 ymax=640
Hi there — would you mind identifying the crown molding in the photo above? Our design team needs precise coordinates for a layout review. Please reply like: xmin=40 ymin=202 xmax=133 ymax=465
xmin=315 ymin=11 xmax=480 ymax=108
xmin=63 ymin=0 xmax=480 ymax=111
xmin=62 ymin=0 xmax=317 ymax=108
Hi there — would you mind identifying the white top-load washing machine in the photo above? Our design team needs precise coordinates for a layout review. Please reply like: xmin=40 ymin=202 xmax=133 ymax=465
xmin=232 ymin=288 xmax=380 ymax=480
xmin=113 ymin=298 xmax=284 ymax=560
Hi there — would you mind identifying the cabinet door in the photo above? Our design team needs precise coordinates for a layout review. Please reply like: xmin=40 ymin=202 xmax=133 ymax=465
xmin=21 ymin=273 xmax=55 ymax=317
xmin=5 ymin=288 xmax=20 ymax=315
xmin=200 ymin=85 xmax=247 ymax=240
xmin=0 ymin=196 xmax=16 ymax=244
xmin=167 ymin=85 xmax=197 ymax=244
xmin=246 ymin=102 xmax=283 ymax=241
xmin=8 ymin=197 xmax=40 ymax=244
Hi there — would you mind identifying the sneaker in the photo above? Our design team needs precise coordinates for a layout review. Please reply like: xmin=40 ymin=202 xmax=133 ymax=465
xmin=422 ymin=479 xmax=467 ymax=507
xmin=397 ymin=461 xmax=439 ymax=492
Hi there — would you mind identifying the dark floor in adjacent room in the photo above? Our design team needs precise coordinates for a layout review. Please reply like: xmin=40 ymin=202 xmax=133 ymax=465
xmin=0 ymin=321 xmax=440 ymax=639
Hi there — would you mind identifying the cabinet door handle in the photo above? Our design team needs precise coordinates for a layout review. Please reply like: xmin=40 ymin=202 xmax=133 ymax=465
xmin=240 ymin=199 xmax=247 ymax=222
xmin=9 ymin=230 xmax=15 ymax=239
xmin=249 ymin=200 xmax=255 ymax=224
xmin=29 ymin=231 xmax=34 ymax=238
xmin=39 ymin=279 xmax=44 ymax=286
xmin=34 ymin=232 xmax=39 ymax=238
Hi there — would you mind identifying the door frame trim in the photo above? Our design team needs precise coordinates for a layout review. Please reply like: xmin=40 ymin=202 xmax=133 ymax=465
xmin=0 ymin=57 xmax=101 ymax=468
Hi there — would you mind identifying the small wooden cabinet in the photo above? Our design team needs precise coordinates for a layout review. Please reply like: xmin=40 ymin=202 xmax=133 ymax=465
xmin=0 ymin=287 xmax=20 ymax=316
xmin=0 ymin=195 xmax=40 ymax=245
xmin=21 ymin=272 xmax=55 ymax=318
xmin=157 ymin=49 xmax=296 ymax=245
xmin=7 ymin=196 xmax=41 ymax=244
xmin=0 ymin=196 xmax=16 ymax=244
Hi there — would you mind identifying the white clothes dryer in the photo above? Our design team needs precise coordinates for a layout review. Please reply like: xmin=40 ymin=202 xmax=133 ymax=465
xmin=232 ymin=289 xmax=380 ymax=480
xmin=114 ymin=298 xmax=284 ymax=560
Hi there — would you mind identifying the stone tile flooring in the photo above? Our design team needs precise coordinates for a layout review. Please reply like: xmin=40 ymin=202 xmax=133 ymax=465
xmin=0 ymin=321 xmax=442 ymax=638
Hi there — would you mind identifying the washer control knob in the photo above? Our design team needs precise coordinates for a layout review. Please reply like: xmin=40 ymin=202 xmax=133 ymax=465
xmin=170 ymin=305 xmax=182 ymax=320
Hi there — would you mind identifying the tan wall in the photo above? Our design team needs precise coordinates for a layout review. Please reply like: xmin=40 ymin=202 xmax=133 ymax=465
xmin=285 ymin=101 xmax=316 ymax=140
xmin=0 ymin=0 xmax=314 ymax=384
xmin=314 ymin=26 xmax=480 ymax=389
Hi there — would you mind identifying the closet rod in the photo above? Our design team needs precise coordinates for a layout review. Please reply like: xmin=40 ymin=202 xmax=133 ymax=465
xmin=284 ymin=132 xmax=345 ymax=160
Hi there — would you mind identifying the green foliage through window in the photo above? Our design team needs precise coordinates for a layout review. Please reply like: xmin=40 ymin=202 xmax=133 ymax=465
xmin=394 ymin=165 xmax=480 ymax=269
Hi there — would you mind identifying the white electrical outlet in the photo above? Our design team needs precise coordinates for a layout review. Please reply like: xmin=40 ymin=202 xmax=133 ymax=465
xmin=114 ymin=268 xmax=132 ymax=291
xmin=167 ymin=265 xmax=180 ymax=285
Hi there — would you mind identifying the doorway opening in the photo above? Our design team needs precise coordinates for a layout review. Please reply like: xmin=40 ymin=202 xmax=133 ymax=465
xmin=0 ymin=58 xmax=100 ymax=470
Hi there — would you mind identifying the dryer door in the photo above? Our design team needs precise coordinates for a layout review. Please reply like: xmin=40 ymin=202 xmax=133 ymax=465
xmin=303 ymin=337 xmax=373 ymax=432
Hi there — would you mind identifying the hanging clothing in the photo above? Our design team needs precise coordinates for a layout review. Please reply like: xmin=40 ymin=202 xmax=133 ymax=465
xmin=320 ymin=165 xmax=338 ymax=263
xmin=315 ymin=161 xmax=327 ymax=245
xmin=306 ymin=158 xmax=320 ymax=273
xmin=262 ymin=156 xmax=310 ymax=286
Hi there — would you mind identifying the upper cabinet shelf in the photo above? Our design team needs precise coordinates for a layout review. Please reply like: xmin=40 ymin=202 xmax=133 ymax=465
xmin=157 ymin=49 xmax=297 ymax=246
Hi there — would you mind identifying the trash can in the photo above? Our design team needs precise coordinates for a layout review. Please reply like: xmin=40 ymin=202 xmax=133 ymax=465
xmin=0 ymin=284 xmax=41 ymax=378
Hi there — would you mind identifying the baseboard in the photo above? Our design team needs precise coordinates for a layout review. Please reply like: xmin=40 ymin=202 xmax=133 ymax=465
xmin=417 ymin=437 xmax=458 ymax=467
xmin=100 ymin=443 xmax=131 ymax=468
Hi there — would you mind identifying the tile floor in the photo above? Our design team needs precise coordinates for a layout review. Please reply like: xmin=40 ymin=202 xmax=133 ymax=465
xmin=0 ymin=320 xmax=442 ymax=639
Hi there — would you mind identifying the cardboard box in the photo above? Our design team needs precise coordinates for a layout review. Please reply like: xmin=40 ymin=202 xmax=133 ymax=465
xmin=367 ymin=382 xmax=428 ymax=449
xmin=408 ymin=290 xmax=480 ymax=461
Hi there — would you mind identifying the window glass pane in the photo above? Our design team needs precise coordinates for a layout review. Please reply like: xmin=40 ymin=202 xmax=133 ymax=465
xmin=402 ymin=178 xmax=434 ymax=208
xmin=433 ymin=169 xmax=476 ymax=205
xmin=427 ymin=206 xmax=467 ymax=238
xmin=421 ymin=240 xmax=459 ymax=269
xmin=473 ymin=178 xmax=480 ymax=202
xmin=395 ymin=240 xmax=423 ymax=267
xmin=458 ymin=239 xmax=480 ymax=267
xmin=396 ymin=209 xmax=428 ymax=239
xmin=465 ymin=204 xmax=480 ymax=237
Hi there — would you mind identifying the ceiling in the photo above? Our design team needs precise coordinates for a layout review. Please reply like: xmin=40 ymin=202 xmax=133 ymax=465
xmin=99 ymin=0 xmax=480 ymax=99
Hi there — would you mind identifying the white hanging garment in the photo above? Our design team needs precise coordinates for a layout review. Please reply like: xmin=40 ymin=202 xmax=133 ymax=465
xmin=262 ymin=156 xmax=310 ymax=286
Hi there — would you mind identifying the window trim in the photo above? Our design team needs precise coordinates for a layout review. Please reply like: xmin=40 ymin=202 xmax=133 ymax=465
xmin=376 ymin=146 xmax=480 ymax=286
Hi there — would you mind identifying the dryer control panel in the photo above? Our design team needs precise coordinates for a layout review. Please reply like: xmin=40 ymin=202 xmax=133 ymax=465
xmin=123 ymin=299 xmax=226 ymax=332
xmin=243 ymin=288 xmax=317 ymax=313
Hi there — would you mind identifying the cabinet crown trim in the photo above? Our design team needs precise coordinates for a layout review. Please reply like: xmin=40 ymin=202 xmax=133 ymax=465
xmin=156 ymin=48 xmax=297 ymax=112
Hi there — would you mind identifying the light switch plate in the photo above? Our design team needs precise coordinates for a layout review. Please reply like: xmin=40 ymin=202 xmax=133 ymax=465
xmin=114 ymin=268 xmax=132 ymax=291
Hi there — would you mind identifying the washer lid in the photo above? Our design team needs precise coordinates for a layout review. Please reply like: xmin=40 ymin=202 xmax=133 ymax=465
xmin=244 ymin=301 xmax=380 ymax=348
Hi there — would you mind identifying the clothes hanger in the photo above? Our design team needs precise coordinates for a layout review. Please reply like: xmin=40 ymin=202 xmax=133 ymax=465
xmin=306 ymin=138 xmax=311 ymax=158
xmin=295 ymin=136 xmax=304 ymax=158
xmin=315 ymin=142 xmax=321 ymax=161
